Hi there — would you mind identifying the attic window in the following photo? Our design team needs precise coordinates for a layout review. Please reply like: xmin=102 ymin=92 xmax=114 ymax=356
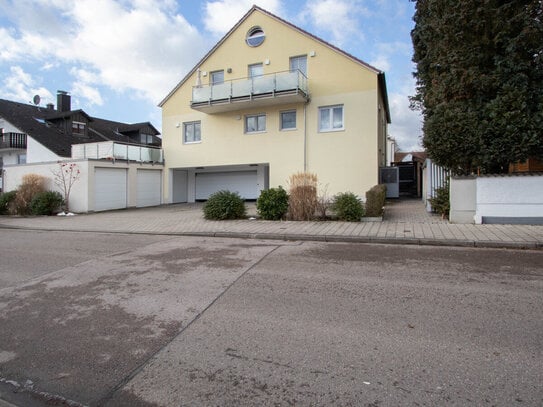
xmin=246 ymin=26 xmax=265 ymax=47
xmin=72 ymin=121 xmax=86 ymax=135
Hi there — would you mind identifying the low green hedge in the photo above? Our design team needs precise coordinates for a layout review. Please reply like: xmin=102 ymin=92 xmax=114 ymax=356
xmin=257 ymin=186 xmax=289 ymax=220
xmin=203 ymin=190 xmax=246 ymax=220
xmin=331 ymin=192 xmax=364 ymax=221
xmin=0 ymin=191 xmax=17 ymax=215
xmin=30 ymin=191 xmax=64 ymax=215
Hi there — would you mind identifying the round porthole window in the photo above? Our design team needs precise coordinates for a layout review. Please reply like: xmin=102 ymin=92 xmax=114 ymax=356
xmin=246 ymin=26 xmax=265 ymax=47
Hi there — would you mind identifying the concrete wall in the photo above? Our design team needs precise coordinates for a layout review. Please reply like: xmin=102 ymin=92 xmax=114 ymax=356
xmin=3 ymin=160 xmax=163 ymax=213
xmin=450 ymin=174 xmax=543 ymax=224
xmin=449 ymin=177 xmax=476 ymax=224
xmin=27 ymin=136 xmax=63 ymax=163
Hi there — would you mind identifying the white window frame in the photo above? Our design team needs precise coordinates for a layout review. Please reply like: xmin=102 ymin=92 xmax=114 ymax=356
xmin=248 ymin=63 xmax=263 ymax=78
xmin=245 ymin=113 xmax=266 ymax=134
xmin=72 ymin=121 xmax=86 ymax=135
xmin=318 ymin=105 xmax=344 ymax=132
xmin=289 ymin=55 xmax=307 ymax=77
xmin=280 ymin=110 xmax=297 ymax=131
xmin=210 ymin=70 xmax=224 ymax=85
xmin=183 ymin=121 xmax=201 ymax=144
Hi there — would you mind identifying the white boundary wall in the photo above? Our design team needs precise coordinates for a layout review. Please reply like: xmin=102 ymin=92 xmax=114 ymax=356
xmin=450 ymin=174 xmax=543 ymax=224
xmin=3 ymin=159 xmax=163 ymax=213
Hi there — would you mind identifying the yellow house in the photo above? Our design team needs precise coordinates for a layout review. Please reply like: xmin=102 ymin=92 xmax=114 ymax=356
xmin=160 ymin=5 xmax=390 ymax=203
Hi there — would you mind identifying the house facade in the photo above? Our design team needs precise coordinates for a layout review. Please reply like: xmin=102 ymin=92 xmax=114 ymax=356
xmin=0 ymin=91 xmax=163 ymax=212
xmin=160 ymin=6 xmax=390 ymax=203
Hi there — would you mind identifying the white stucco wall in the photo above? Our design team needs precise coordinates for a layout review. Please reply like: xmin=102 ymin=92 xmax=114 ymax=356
xmin=26 ymin=136 xmax=63 ymax=163
xmin=450 ymin=174 xmax=543 ymax=224
xmin=474 ymin=175 xmax=543 ymax=224
xmin=449 ymin=177 xmax=476 ymax=224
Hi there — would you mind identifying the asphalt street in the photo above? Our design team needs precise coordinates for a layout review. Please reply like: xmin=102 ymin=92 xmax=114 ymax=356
xmin=0 ymin=229 xmax=541 ymax=406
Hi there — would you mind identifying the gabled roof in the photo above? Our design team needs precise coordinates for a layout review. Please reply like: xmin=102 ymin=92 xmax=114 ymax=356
xmin=0 ymin=98 xmax=160 ymax=158
xmin=158 ymin=4 xmax=391 ymax=122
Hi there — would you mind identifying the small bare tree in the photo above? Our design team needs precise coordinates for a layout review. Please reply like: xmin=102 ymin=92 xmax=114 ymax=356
xmin=52 ymin=162 xmax=80 ymax=213
xmin=316 ymin=183 xmax=331 ymax=220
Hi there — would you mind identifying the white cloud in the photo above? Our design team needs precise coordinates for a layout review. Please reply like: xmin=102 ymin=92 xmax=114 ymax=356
xmin=203 ymin=0 xmax=283 ymax=35
xmin=300 ymin=0 xmax=368 ymax=47
xmin=388 ymin=90 xmax=423 ymax=152
xmin=0 ymin=0 xmax=207 ymax=104
xmin=1 ymin=66 xmax=54 ymax=105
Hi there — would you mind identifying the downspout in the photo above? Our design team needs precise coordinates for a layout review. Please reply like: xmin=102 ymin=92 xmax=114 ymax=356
xmin=303 ymin=101 xmax=308 ymax=172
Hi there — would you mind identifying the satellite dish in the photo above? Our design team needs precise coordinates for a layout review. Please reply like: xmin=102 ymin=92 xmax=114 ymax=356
xmin=33 ymin=95 xmax=41 ymax=105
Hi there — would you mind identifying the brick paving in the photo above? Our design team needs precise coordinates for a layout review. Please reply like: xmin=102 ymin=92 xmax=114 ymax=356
xmin=0 ymin=200 xmax=542 ymax=249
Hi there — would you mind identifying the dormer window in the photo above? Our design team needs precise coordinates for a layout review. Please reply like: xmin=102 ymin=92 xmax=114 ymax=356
xmin=72 ymin=121 xmax=86 ymax=135
xmin=141 ymin=134 xmax=154 ymax=144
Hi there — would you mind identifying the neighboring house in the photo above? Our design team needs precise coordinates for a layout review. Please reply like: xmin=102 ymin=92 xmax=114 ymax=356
xmin=159 ymin=5 xmax=391 ymax=203
xmin=0 ymin=91 xmax=163 ymax=211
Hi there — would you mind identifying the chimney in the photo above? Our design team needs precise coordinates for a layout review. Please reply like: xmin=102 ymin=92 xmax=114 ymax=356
xmin=46 ymin=103 xmax=54 ymax=110
xmin=57 ymin=90 xmax=71 ymax=112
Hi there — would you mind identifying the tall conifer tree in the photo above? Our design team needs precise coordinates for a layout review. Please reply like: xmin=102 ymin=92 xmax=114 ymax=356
xmin=411 ymin=1 xmax=543 ymax=174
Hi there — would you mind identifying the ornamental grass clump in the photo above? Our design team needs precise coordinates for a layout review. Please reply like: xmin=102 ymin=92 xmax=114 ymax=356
xmin=256 ymin=186 xmax=289 ymax=220
xmin=203 ymin=190 xmax=246 ymax=220
xmin=331 ymin=192 xmax=364 ymax=221
xmin=13 ymin=174 xmax=47 ymax=215
xmin=287 ymin=172 xmax=318 ymax=221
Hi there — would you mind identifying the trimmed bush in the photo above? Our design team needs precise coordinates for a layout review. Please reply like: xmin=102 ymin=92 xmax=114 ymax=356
xmin=331 ymin=192 xmax=364 ymax=221
xmin=287 ymin=172 xmax=318 ymax=221
xmin=257 ymin=186 xmax=289 ymax=220
xmin=365 ymin=184 xmax=387 ymax=217
xmin=13 ymin=174 xmax=47 ymax=215
xmin=203 ymin=190 xmax=247 ymax=220
xmin=0 ymin=191 xmax=17 ymax=215
xmin=30 ymin=191 xmax=64 ymax=215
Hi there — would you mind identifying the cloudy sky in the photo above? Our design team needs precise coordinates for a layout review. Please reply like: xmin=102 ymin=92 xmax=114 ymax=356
xmin=0 ymin=0 xmax=422 ymax=151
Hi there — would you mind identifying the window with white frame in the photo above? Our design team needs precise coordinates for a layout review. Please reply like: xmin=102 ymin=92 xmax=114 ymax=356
xmin=183 ymin=121 xmax=201 ymax=143
xmin=245 ymin=113 xmax=266 ymax=133
xmin=72 ymin=121 xmax=86 ymax=135
xmin=280 ymin=110 xmax=296 ymax=130
xmin=289 ymin=55 xmax=307 ymax=76
xmin=319 ymin=105 xmax=344 ymax=132
xmin=210 ymin=70 xmax=224 ymax=85
xmin=248 ymin=63 xmax=263 ymax=78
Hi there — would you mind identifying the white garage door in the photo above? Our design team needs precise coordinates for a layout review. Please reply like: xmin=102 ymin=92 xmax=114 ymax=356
xmin=137 ymin=169 xmax=162 ymax=207
xmin=94 ymin=168 xmax=127 ymax=211
xmin=195 ymin=171 xmax=258 ymax=200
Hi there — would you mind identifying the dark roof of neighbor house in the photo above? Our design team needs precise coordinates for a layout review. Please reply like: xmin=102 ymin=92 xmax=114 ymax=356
xmin=0 ymin=98 xmax=160 ymax=158
xmin=158 ymin=5 xmax=391 ymax=123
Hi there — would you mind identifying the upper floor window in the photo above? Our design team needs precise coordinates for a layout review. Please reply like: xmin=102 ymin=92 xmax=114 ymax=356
xmin=248 ymin=63 xmax=263 ymax=78
xmin=319 ymin=105 xmax=344 ymax=132
xmin=140 ymin=134 xmax=154 ymax=144
xmin=246 ymin=26 xmax=265 ymax=47
xmin=211 ymin=70 xmax=224 ymax=85
xmin=184 ymin=121 xmax=201 ymax=143
xmin=280 ymin=110 xmax=296 ymax=130
xmin=17 ymin=154 xmax=26 ymax=164
xmin=72 ymin=121 xmax=86 ymax=135
xmin=290 ymin=55 xmax=307 ymax=76
xmin=245 ymin=113 xmax=266 ymax=133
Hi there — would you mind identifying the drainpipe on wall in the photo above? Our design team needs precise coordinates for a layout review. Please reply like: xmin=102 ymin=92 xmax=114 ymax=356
xmin=303 ymin=102 xmax=308 ymax=172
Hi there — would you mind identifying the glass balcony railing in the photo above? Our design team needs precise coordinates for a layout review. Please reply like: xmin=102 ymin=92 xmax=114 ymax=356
xmin=71 ymin=141 xmax=163 ymax=163
xmin=191 ymin=70 xmax=309 ymax=112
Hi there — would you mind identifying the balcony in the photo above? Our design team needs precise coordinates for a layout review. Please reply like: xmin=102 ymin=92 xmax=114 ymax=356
xmin=71 ymin=141 xmax=163 ymax=164
xmin=0 ymin=133 xmax=27 ymax=151
xmin=191 ymin=70 xmax=309 ymax=113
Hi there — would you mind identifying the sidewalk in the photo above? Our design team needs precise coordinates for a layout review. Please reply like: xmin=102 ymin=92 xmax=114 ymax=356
xmin=0 ymin=200 xmax=542 ymax=249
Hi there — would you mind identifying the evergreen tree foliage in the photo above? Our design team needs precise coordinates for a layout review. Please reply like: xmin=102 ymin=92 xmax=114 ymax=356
xmin=411 ymin=0 xmax=543 ymax=174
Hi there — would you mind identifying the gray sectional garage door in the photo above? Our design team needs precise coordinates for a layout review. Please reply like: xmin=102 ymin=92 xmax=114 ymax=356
xmin=195 ymin=171 xmax=258 ymax=200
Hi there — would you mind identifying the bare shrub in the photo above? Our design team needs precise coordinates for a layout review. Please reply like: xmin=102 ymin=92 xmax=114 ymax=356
xmin=287 ymin=172 xmax=318 ymax=221
xmin=316 ymin=183 xmax=332 ymax=220
xmin=12 ymin=174 xmax=47 ymax=215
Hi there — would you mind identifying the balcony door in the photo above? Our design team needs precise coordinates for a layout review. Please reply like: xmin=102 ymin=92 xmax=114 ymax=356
xmin=290 ymin=55 xmax=307 ymax=76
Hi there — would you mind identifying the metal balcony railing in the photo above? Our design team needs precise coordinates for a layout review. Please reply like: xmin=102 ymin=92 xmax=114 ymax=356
xmin=192 ymin=70 xmax=309 ymax=108
xmin=71 ymin=141 xmax=163 ymax=163
xmin=0 ymin=133 xmax=27 ymax=150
